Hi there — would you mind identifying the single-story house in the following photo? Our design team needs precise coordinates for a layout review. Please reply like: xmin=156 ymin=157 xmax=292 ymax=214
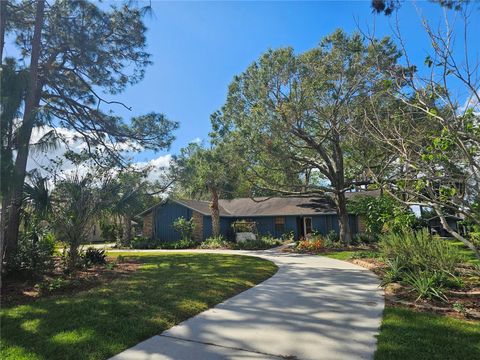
xmin=139 ymin=191 xmax=380 ymax=242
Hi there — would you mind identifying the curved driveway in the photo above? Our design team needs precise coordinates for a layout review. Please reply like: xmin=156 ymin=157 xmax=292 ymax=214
xmin=110 ymin=248 xmax=384 ymax=360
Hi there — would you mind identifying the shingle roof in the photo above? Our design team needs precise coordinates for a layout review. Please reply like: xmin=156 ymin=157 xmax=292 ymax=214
xmin=138 ymin=190 xmax=380 ymax=218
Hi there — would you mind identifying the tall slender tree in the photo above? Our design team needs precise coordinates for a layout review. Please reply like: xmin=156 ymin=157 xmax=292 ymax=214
xmin=1 ymin=1 xmax=178 ymax=260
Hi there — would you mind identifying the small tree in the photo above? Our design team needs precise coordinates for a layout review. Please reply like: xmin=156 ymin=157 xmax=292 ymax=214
xmin=172 ymin=217 xmax=195 ymax=242
xmin=52 ymin=173 xmax=103 ymax=271
xmin=170 ymin=143 xmax=241 ymax=238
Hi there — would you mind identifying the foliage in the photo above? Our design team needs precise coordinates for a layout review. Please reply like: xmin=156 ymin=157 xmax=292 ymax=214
xmin=381 ymin=258 xmax=406 ymax=286
xmin=234 ymin=236 xmax=282 ymax=250
xmin=0 ymin=253 xmax=277 ymax=360
xmin=211 ymin=29 xmax=402 ymax=244
xmin=170 ymin=143 xmax=242 ymax=237
xmin=281 ymin=230 xmax=295 ymax=241
xmin=52 ymin=173 xmax=106 ymax=271
xmin=157 ymin=239 xmax=197 ymax=250
xmin=232 ymin=220 xmax=257 ymax=233
xmin=82 ymin=248 xmax=107 ymax=267
xmin=348 ymin=195 xmax=416 ymax=235
xmin=380 ymin=229 xmax=463 ymax=275
xmin=172 ymin=217 xmax=196 ymax=242
xmin=403 ymin=271 xmax=448 ymax=302
xmin=297 ymin=238 xmax=325 ymax=253
xmin=5 ymin=227 xmax=55 ymax=276
xmin=353 ymin=233 xmax=378 ymax=245
xmin=199 ymin=236 xmax=234 ymax=249
xmin=129 ymin=236 xmax=158 ymax=249
xmin=380 ymin=229 xmax=465 ymax=300
xmin=99 ymin=221 xmax=119 ymax=243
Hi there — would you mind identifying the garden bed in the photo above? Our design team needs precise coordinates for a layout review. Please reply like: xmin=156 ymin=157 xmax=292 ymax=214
xmin=1 ymin=256 xmax=140 ymax=306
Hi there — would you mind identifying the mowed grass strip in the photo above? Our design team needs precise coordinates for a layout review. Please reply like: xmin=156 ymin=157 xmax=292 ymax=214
xmin=375 ymin=307 xmax=480 ymax=360
xmin=1 ymin=253 xmax=277 ymax=360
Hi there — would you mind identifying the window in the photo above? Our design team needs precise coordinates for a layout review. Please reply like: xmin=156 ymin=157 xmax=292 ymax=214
xmin=275 ymin=217 xmax=285 ymax=233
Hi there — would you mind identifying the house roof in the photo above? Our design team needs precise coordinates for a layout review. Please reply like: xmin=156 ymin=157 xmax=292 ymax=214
xmin=139 ymin=190 xmax=381 ymax=218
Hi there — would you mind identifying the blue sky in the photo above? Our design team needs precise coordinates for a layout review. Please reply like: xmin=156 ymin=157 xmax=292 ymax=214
xmin=109 ymin=0 xmax=478 ymax=163
xmin=5 ymin=1 xmax=479 ymax=169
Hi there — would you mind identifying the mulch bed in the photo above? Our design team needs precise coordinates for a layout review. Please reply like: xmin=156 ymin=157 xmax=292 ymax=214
xmin=1 ymin=257 xmax=140 ymax=307
xmin=350 ymin=258 xmax=480 ymax=321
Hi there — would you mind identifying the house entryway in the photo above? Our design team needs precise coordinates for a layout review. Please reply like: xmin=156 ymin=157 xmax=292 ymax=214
xmin=296 ymin=216 xmax=313 ymax=239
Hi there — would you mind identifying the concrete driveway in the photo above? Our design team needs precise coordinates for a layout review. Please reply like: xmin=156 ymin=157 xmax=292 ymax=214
xmin=109 ymin=249 xmax=384 ymax=360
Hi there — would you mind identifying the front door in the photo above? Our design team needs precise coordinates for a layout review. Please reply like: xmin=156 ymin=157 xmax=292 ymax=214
xmin=304 ymin=217 xmax=312 ymax=237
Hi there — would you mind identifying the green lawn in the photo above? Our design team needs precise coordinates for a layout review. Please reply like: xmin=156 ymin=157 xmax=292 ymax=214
xmin=375 ymin=307 xmax=480 ymax=360
xmin=1 ymin=253 xmax=277 ymax=360
xmin=321 ymin=250 xmax=358 ymax=260
xmin=449 ymin=240 xmax=480 ymax=265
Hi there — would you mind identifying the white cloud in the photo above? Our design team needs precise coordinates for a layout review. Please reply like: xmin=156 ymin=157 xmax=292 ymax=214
xmin=27 ymin=125 xmax=172 ymax=185
xmin=191 ymin=137 xmax=202 ymax=144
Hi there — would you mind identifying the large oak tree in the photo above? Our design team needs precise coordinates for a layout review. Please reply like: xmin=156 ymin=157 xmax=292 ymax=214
xmin=211 ymin=30 xmax=400 ymax=243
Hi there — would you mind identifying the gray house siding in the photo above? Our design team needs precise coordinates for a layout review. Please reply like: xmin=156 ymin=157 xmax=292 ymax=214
xmin=153 ymin=201 xmax=192 ymax=242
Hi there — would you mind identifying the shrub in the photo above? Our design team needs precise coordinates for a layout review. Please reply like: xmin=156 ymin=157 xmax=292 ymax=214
xmin=353 ymin=233 xmax=378 ymax=244
xmin=6 ymin=228 xmax=56 ymax=276
xmin=172 ymin=217 xmax=195 ymax=242
xmin=200 ymin=235 xmax=234 ymax=249
xmin=381 ymin=257 xmax=406 ymax=286
xmin=235 ymin=236 xmax=282 ymax=250
xmin=158 ymin=239 xmax=197 ymax=249
xmin=403 ymin=271 xmax=448 ymax=302
xmin=82 ymin=247 xmax=107 ymax=266
xmin=130 ymin=236 xmax=158 ymax=249
xmin=348 ymin=194 xmax=416 ymax=235
xmin=380 ymin=229 xmax=463 ymax=275
xmin=297 ymin=237 xmax=325 ymax=253
xmin=281 ymin=230 xmax=295 ymax=241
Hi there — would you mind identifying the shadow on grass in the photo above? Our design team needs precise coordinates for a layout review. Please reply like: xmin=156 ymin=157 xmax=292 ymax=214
xmin=375 ymin=307 xmax=480 ymax=360
xmin=0 ymin=254 xmax=277 ymax=360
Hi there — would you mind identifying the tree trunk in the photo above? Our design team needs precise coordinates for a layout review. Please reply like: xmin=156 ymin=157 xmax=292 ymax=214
xmin=210 ymin=187 xmax=220 ymax=238
xmin=5 ymin=0 xmax=45 ymax=258
xmin=433 ymin=206 xmax=480 ymax=259
xmin=335 ymin=191 xmax=352 ymax=245
xmin=123 ymin=215 xmax=132 ymax=245
xmin=0 ymin=0 xmax=7 ymax=61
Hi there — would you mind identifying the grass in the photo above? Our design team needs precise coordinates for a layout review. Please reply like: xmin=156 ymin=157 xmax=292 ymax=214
xmin=320 ymin=250 xmax=358 ymax=260
xmin=448 ymin=240 xmax=480 ymax=265
xmin=375 ymin=307 xmax=480 ymax=360
xmin=320 ymin=249 xmax=380 ymax=261
xmin=1 ymin=253 xmax=277 ymax=360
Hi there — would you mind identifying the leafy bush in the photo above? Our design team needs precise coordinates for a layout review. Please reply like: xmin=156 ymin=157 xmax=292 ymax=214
xmin=281 ymin=230 xmax=295 ymax=241
xmin=82 ymin=247 xmax=107 ymax=266
xmin=172 ymin=217 xmax=195 ymax=242
xmin=130 ymin=236 xmax=158 ymax=249
xmin=348 ymin=194 xmax=416 ymax=235
xmin=380 ymin=229 xmax=463 ymax=274
xmin=353 ymin=233 xmax=378 ymax=245
xmin=200 ymin=235 xmax=234 ymax=249
xmin=6 ymin=228 xmax=56 ymax=276
xmin=235 ymin=236 xmax=282 ymax=250
xmin=158 ymin=239 xmax=197 ymax=249
xmin=297 ymin=238 xmax=325 ymax=253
